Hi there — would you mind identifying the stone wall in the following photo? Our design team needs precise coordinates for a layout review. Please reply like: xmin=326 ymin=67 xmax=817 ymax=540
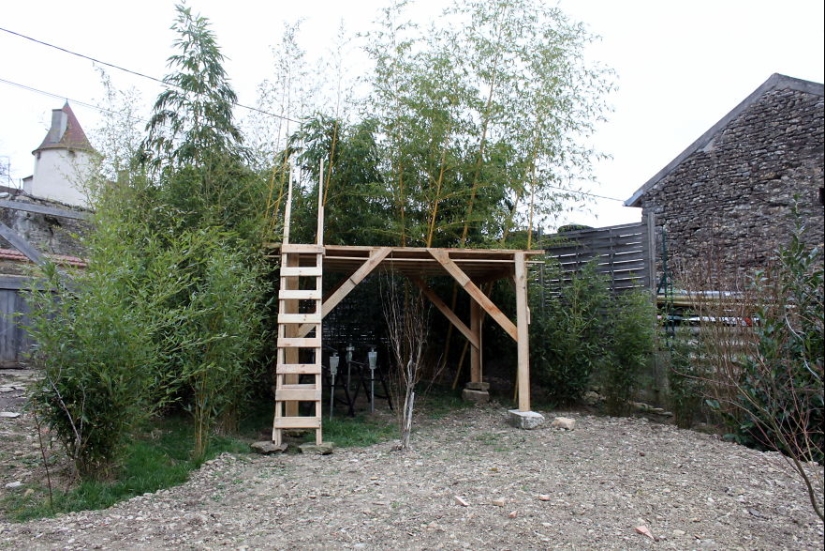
xmin=639 ymin=85 xmax=824 ymax=287
xmin=0 ymin=190 xmax=90 ymax=273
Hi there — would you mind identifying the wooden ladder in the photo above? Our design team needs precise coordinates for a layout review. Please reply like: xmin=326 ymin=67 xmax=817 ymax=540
xmin=272 ymin=243 xmax=324 ymax=446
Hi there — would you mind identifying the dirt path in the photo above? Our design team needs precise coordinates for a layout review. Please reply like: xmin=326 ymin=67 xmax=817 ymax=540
xmin=1 ymin=369 xmax=823 ymax=550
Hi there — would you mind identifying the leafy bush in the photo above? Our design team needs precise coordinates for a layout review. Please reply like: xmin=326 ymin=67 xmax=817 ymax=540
xmin=170 ymin=229 xmax=269 ymax=459
xmin=731 ymin=229 xmax=823 ymax=465
xmin=531 ymin=260 xmax=657 ymax=410
xmin=663 ymin=327 xmax=707 ymax=428
xmin=531 ymin=261 xmax=610 ymax=405
xmin=602 ymin=289 xmax=656 ymax=416
xmin=25 ymin=231 xmax=187 ymax=478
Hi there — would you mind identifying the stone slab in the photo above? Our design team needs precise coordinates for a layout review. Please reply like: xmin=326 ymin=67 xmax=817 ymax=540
xmin=299 ymin=442 xmax=335 ymax=455
xmin=462 ymin=388 xmax=490 ymax=404
xmin=550 ymin=416 xmax=576 ymax=430
xmin=250 ymin=441 xmax=289 ymax=454
xmin=507 ymin=410 xmax=545 ymax=430
xmin=465 ymin=381 xmax=490 ymax=391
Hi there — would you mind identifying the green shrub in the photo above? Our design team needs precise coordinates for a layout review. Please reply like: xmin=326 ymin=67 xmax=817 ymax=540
xmin=603 ymin=289 xmax=656 ymax=416
xmin=25 ymin=235 xmax=186 ymax=478
xmin=171 ymin=229 xmax=269 ymax=459
xmin=664 ymin=327 xmax=706 ymax=428
xmin=531 ymin=261 xmax=610 ymax=405
xmin=730 ymin=229 xmax=823 ymax=464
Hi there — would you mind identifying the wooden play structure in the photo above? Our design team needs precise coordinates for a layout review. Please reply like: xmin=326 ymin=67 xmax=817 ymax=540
xmin=272 ymin=169 xmax=544 ymax=446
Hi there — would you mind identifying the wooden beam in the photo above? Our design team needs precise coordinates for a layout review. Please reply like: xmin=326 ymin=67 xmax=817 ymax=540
xmin=0 ymin=222 xmax=46 ymax=266
xmin=0 ymin=275 xmax=45 ymax=290
xmin=0 ymin=199 xmax=90 ymax=220
xmin=428 ymin=249 xmax=518 ymax=341
xmin=297 ymin=247 xmax=392 ymax=338
xmin=410 ymin=276 xmax=479 ymax=350
xmin=514 ymin=252 xmax=531 ymax=412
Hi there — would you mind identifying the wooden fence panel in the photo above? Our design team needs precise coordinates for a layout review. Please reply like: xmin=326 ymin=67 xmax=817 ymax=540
xmin=544 ymin=218 xmax=654 ymax=294
xmin=0 ymin=277 xmax=34 ymax=367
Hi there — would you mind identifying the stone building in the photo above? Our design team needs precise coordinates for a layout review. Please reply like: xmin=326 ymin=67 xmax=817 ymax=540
xmin=625 ymin=73 xmax=824 ymax=286
xmin=21 ymin=102 xmax=98 ymax=209
xmin=0 ymin=103 xmax=93 ymax=366
xmin=1 ymin=101 xmax=94 ymax=267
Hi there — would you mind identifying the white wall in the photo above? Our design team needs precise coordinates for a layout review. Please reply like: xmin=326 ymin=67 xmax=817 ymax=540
xmin=30 ymin=148 xmax=93 ymax=208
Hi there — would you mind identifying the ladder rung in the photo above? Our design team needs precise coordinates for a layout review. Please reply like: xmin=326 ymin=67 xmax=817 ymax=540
xmin=279 ymin=383 xmax=320 ymax=391
xmin=278 ymin=337 xmax=321 ymax=348
xmin=277 ymin=363 xmax=322 ymax=375
xmin=273 ymin=417 xmax=322 ymax=429
xmin=281 ymin=266 xmax=322 ymax=277
xmin=276 ymin=388 xmax=322 ymax=401
xmin=277 ymin=313 xmax=321 ymax=324
xmin=279 ymin=289 xmax=322 ymax=300
xmin=281 ymin=244 xmax=325 ymax=254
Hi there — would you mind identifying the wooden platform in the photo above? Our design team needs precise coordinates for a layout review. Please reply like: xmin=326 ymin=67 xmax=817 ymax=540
xmin=271 ymin=244 xmax=543 ymax=413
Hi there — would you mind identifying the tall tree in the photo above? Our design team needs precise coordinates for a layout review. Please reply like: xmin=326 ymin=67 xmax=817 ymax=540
xmin=136 ymin=3 xmax=269 ymax=458
xmin=141 ymin=3 xmax=244 ymax=170
xmin=362 ymin=0 xmax=614 ymax=248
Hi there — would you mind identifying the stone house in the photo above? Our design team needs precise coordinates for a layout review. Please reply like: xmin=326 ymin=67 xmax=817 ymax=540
xmin=625 ymin=73 xmax=824 ymax=286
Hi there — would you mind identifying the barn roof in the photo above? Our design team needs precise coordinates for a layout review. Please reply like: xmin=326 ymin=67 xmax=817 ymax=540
xmin=624 ymin=73 xmax=824 ymax=208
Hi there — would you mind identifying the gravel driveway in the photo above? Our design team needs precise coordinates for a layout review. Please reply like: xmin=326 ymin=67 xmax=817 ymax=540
xmin=1 ymin=396 xmax=822 ymax=551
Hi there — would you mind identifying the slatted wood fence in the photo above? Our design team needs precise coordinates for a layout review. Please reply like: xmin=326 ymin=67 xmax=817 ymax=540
xmin=543 ymin=217 xmax=655 ymax=294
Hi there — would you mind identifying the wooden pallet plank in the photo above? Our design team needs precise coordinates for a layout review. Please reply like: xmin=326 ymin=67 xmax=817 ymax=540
xmin=280 ymin=266 xmax=322 ymax=277
xmin=278 ymin=336 xmax=322 ymax=348
xmin=281 ymin=244 xmax=325 ymax=254
xmin=277 ymin=313 xmax=322 ymax=324
xmin=278 ymin=383 xmax=321 ymax=392
xmin=276 ymin=363 xmax=322 ymax=375
xmin=273 ymin=417 xmax=322 ymax=429
xmin=275 ymin=388 xmax=322 ymax=401
xmin=278 ymin=289 xmax=322 ymax=300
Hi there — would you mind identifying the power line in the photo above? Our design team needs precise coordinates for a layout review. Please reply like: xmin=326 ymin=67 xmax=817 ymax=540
xmin=0 ymin=26 xmax=301 ymax=125
xmin=0 ymin=28 xmax=631 ymax=204
xmin=546 ymin=184 xmax=625 ymax=203
xmin=0 ymin=76 xmax=149 ymax=121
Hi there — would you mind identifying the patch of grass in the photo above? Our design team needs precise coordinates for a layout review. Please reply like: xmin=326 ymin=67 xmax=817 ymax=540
xmin=417 ymin=384 xmax=475 ymax=419
xmin=4 ymin=389 xmax=474 ymax=521
xmin=2 ymin=414 xmax=249 ymax=522
xmin=473 ymin=432 xmax=509 ymax=452
xmin=302 ymin=413 xmax=397 ymax=447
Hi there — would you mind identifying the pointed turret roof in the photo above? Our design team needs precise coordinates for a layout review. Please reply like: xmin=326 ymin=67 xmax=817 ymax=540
xmin=32 ymin=102 xmax=94 ymax=154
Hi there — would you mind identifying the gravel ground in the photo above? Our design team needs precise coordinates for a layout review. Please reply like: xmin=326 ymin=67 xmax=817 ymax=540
xmin=1 ymin=369 xmax=823 ymax=551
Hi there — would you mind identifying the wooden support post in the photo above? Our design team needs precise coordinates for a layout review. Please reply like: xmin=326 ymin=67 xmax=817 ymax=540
xmin=470 ymin=298 xmax=482 ymax=384
xmin=514 ymin=252 xmax=531 ymax=412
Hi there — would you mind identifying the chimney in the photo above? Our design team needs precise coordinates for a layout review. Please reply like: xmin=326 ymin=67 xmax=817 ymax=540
xmin=43 ymin=108 xmax=69 ymax=146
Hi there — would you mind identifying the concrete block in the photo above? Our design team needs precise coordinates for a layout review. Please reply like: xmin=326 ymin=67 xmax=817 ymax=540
xmin=462 ymin=388 xmax=490 ymax=403
xmin=465 ymin=381 xmax=490 ymax=391
xmin=550 ymin=417 xmax=576 ymax=430
xmin=507 ymin=410 xmax=545 ymax=430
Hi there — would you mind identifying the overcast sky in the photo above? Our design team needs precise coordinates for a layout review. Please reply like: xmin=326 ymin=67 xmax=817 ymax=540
xmin=1 ymin=0 xmax=823 ymax=228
